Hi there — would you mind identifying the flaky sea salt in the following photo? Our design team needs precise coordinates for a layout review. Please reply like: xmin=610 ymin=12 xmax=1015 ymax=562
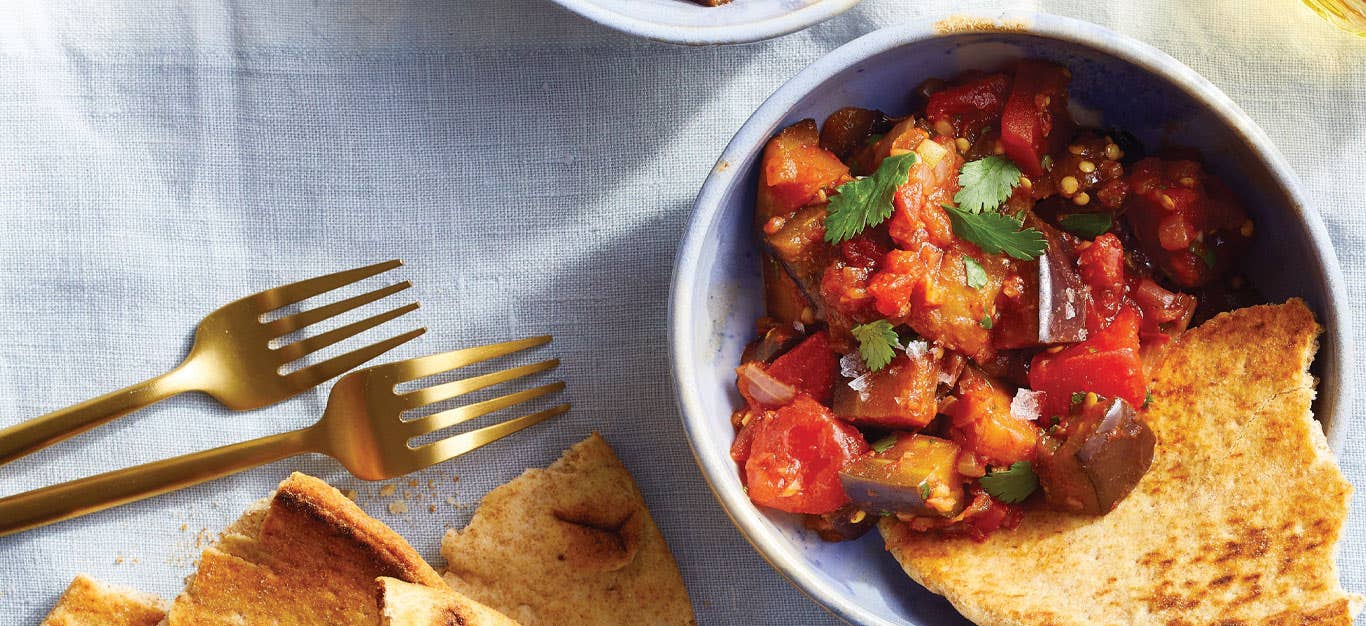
xmin=903 ymin=339 xmax=929 ymax=358
xmin=1010 ymin=388 xmax=1044 ymax=422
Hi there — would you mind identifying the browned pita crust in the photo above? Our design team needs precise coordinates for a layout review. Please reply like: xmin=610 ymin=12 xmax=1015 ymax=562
xmin=376 ymin=577 xmax=521 ymax=626
xmin=441 ymin=433 xmax=696 ymax=626
xmin=164 ymin=472 xmax=447 ymax=625
xmin=881 ymin=300 xmax=1363 ymax=625
xmin=40 ymin=574 xmax=166 ymax=626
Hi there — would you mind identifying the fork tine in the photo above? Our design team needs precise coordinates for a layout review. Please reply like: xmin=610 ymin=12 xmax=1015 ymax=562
xmin=265 ymin=281 xmax=412 ymax=337
xmin=405 ymin=382 xmax=566 ymax=438
xmin=285 ymin=327 xmax=426 ymax=387
xmin=274 ymin=303 xmax=420 ymax=364
xmin=399 ymin=359 xmax=559 ymax=409
xmin=411 ymin=404 xmax=570 ymax=466
xmin=387 ymin=335 xmax=552 ymax=382
xmin=249 ymin=260 xmax=403 ymax=311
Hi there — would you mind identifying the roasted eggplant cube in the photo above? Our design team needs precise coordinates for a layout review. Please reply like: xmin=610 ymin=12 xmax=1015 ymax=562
xmin=1036 ymin=397 xmax=1155 ymax=514
xmin=838 ymin=434 xmax=967 ymax=516
xmin=764 ymin=205 xmax=831 ymax=318
xmin=832 ymin=353 xmax=940 ymax=430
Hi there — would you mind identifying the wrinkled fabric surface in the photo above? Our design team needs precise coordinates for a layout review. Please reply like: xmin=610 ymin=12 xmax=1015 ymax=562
xmin=0 ymin=1 xmax=1361 ymax=624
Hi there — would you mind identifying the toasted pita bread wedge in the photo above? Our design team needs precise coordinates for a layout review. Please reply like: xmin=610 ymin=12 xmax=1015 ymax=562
xmin=41 ymin=574 xmax=166 ymax=626
xmin=881 ymin=300 xmax=1363 ymax=625
xmin=441 ymin=433 xmax=696 ymax=626
xmin=164 ymin=472 xmax=450 ymax=625
xmin=376 ymin=577 xmax=520 ymax=626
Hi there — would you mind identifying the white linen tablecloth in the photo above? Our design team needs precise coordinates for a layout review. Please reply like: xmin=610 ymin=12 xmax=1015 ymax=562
xmin=0 ymin=1 xmax=1362 ymax=624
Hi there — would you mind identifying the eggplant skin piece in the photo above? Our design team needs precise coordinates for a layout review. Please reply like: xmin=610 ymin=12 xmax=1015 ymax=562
xmin=838 ymin=435 xmax=967 ymax=517
xmin=1036 ymin=397 xmax=1156 ymax=514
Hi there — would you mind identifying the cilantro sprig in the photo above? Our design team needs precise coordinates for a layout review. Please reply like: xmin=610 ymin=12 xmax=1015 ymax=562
xmin=943 ymin=156 xmax=1046 ymax=261
xmin=850 ymin=319 xmax=900 ymax=372
xmin=954 ymin=156 xmax=1022 ymax=213
xmin=824 ymin=153 xmax=919 ymax=244
xmin=944 ymin=205 xmax=1047 ymax=260
xmin=979 ymin=461 xmax=1039 ymax=504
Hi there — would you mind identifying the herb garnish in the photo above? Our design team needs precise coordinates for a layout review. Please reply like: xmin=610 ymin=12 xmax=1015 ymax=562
xmin=953 ymin=156 xmax=1022 ymax=213
xmin=944 ymin=204 xmax=1047 ymax=260
xmin=943 ymin=156 xmax=1046 ymax=260
xmin=824 ymin=153 xmax=918 ymax=244
xmin=979 ymin=461 xmax=1039 ymax=504
xmin=870 ymin=434 xmax=899 ymax=454
xmin=851 ymin=319 xmax=900 ymax=372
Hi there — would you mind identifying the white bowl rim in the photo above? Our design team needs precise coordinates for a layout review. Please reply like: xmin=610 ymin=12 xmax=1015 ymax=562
xmin=548 ymin=0 xmax=864 ymax=45
xmin=668 ymin=11 xmax=1355 ymax=626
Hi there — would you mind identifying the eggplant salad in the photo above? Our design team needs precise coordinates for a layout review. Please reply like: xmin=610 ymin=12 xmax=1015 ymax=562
xmin=729 ymin=60 xmax=1257 ymax=542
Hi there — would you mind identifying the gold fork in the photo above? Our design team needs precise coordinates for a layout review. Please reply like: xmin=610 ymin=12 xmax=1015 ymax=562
xmin=0 ymin=336 xmax=568 ymax=536
xmin=0 ymin=259 xmax=423 ymax=467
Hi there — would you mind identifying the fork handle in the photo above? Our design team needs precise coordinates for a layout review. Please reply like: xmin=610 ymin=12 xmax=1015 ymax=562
xmin=0 ymin=427 xmax=315 ymax=537
xmin=0 ymin=366 xmax=194 ymax=467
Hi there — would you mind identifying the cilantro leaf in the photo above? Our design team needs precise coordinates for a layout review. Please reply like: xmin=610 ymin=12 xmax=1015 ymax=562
xmin=918 ymin=481 xmax=932 ymax=501
xmin=851 ymin=319 xmax=900 ymax=372
xmin=1071 ymin=391 xmax=1087 ymax=405
xmin=870 ymin=434 xmax=898 ymax=454
xmin=824 ymin=153 xmax=918 ymax=244
xmin=1143 ymin=390 xmax=1154 ymax=408
xmin=962 ymin=256 xmax=988 ymax=289
xmin=944 ymin=204 xmax=1047 ymax=260
xmin=954 ymin=156 xmax=1022 ymax=214
xmin=979 ymin=315 xmax=993 ymax=329
xmin=979 ymin=461 xmax=1039 ymax=504
xmin=1058 ymin=212 xmax=1113 ymax=239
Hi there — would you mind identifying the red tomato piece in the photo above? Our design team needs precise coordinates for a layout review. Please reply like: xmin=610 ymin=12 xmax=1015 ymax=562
xmin=766 ymin=332 xmax=839 ymax=403
xmin=1077 ymin=233 xmax=1127 ymax=327
xmin=1000 ymin=60 xmax=1072 ymax=177
xmin=744 ymin=395 xmax=869 ymax=515
xmin=926 ymin=73 xmax=1011 ymax=138
xmin=1124 ymin=157 xmax=1252 ymax=288
xmin=1029 ymin=307 xmax=1146 ymax=417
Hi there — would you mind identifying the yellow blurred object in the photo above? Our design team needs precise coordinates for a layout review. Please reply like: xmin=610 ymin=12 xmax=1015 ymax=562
xmin=1304 ymin=0 xmax=1366 ymax=35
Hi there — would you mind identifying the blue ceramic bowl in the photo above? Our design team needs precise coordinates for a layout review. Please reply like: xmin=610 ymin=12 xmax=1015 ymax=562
xmin=669 ymin=13 xmax=1353 ymax=626
xmin=548 ymin=0 xmax=863 ymax=45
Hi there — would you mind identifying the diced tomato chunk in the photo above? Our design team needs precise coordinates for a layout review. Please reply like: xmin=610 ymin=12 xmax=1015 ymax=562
xmin=945 ymin=368 xmax=1039 ymax=465
xmin=766 ymin=332 xmax=839 ymax=403
xmin=743 ymin=396 xmax=869 ymax=514
xmin=1124 ymin=158 xmax=1252 ymax=288
xmin=1000 ymin=60 xmax=1073 ymax=177
xmin=759 ymin=119 xmax=851 ymax=214
xmin=1078 ymin=233 xmax=1127 ymax=327
xmin=926 ymin=73 xmax=1011 ymax=138
xmin=1030 ymin=307 xmax=1146 ymax=417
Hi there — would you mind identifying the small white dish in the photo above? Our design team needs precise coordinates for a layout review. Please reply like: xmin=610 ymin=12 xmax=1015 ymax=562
xmin=548 ymin=0 xmax=864 ymax=45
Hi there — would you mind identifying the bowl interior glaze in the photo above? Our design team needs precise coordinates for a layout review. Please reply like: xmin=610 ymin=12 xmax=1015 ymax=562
xmin=670 ymin=14 xmax=1352 ymax=626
